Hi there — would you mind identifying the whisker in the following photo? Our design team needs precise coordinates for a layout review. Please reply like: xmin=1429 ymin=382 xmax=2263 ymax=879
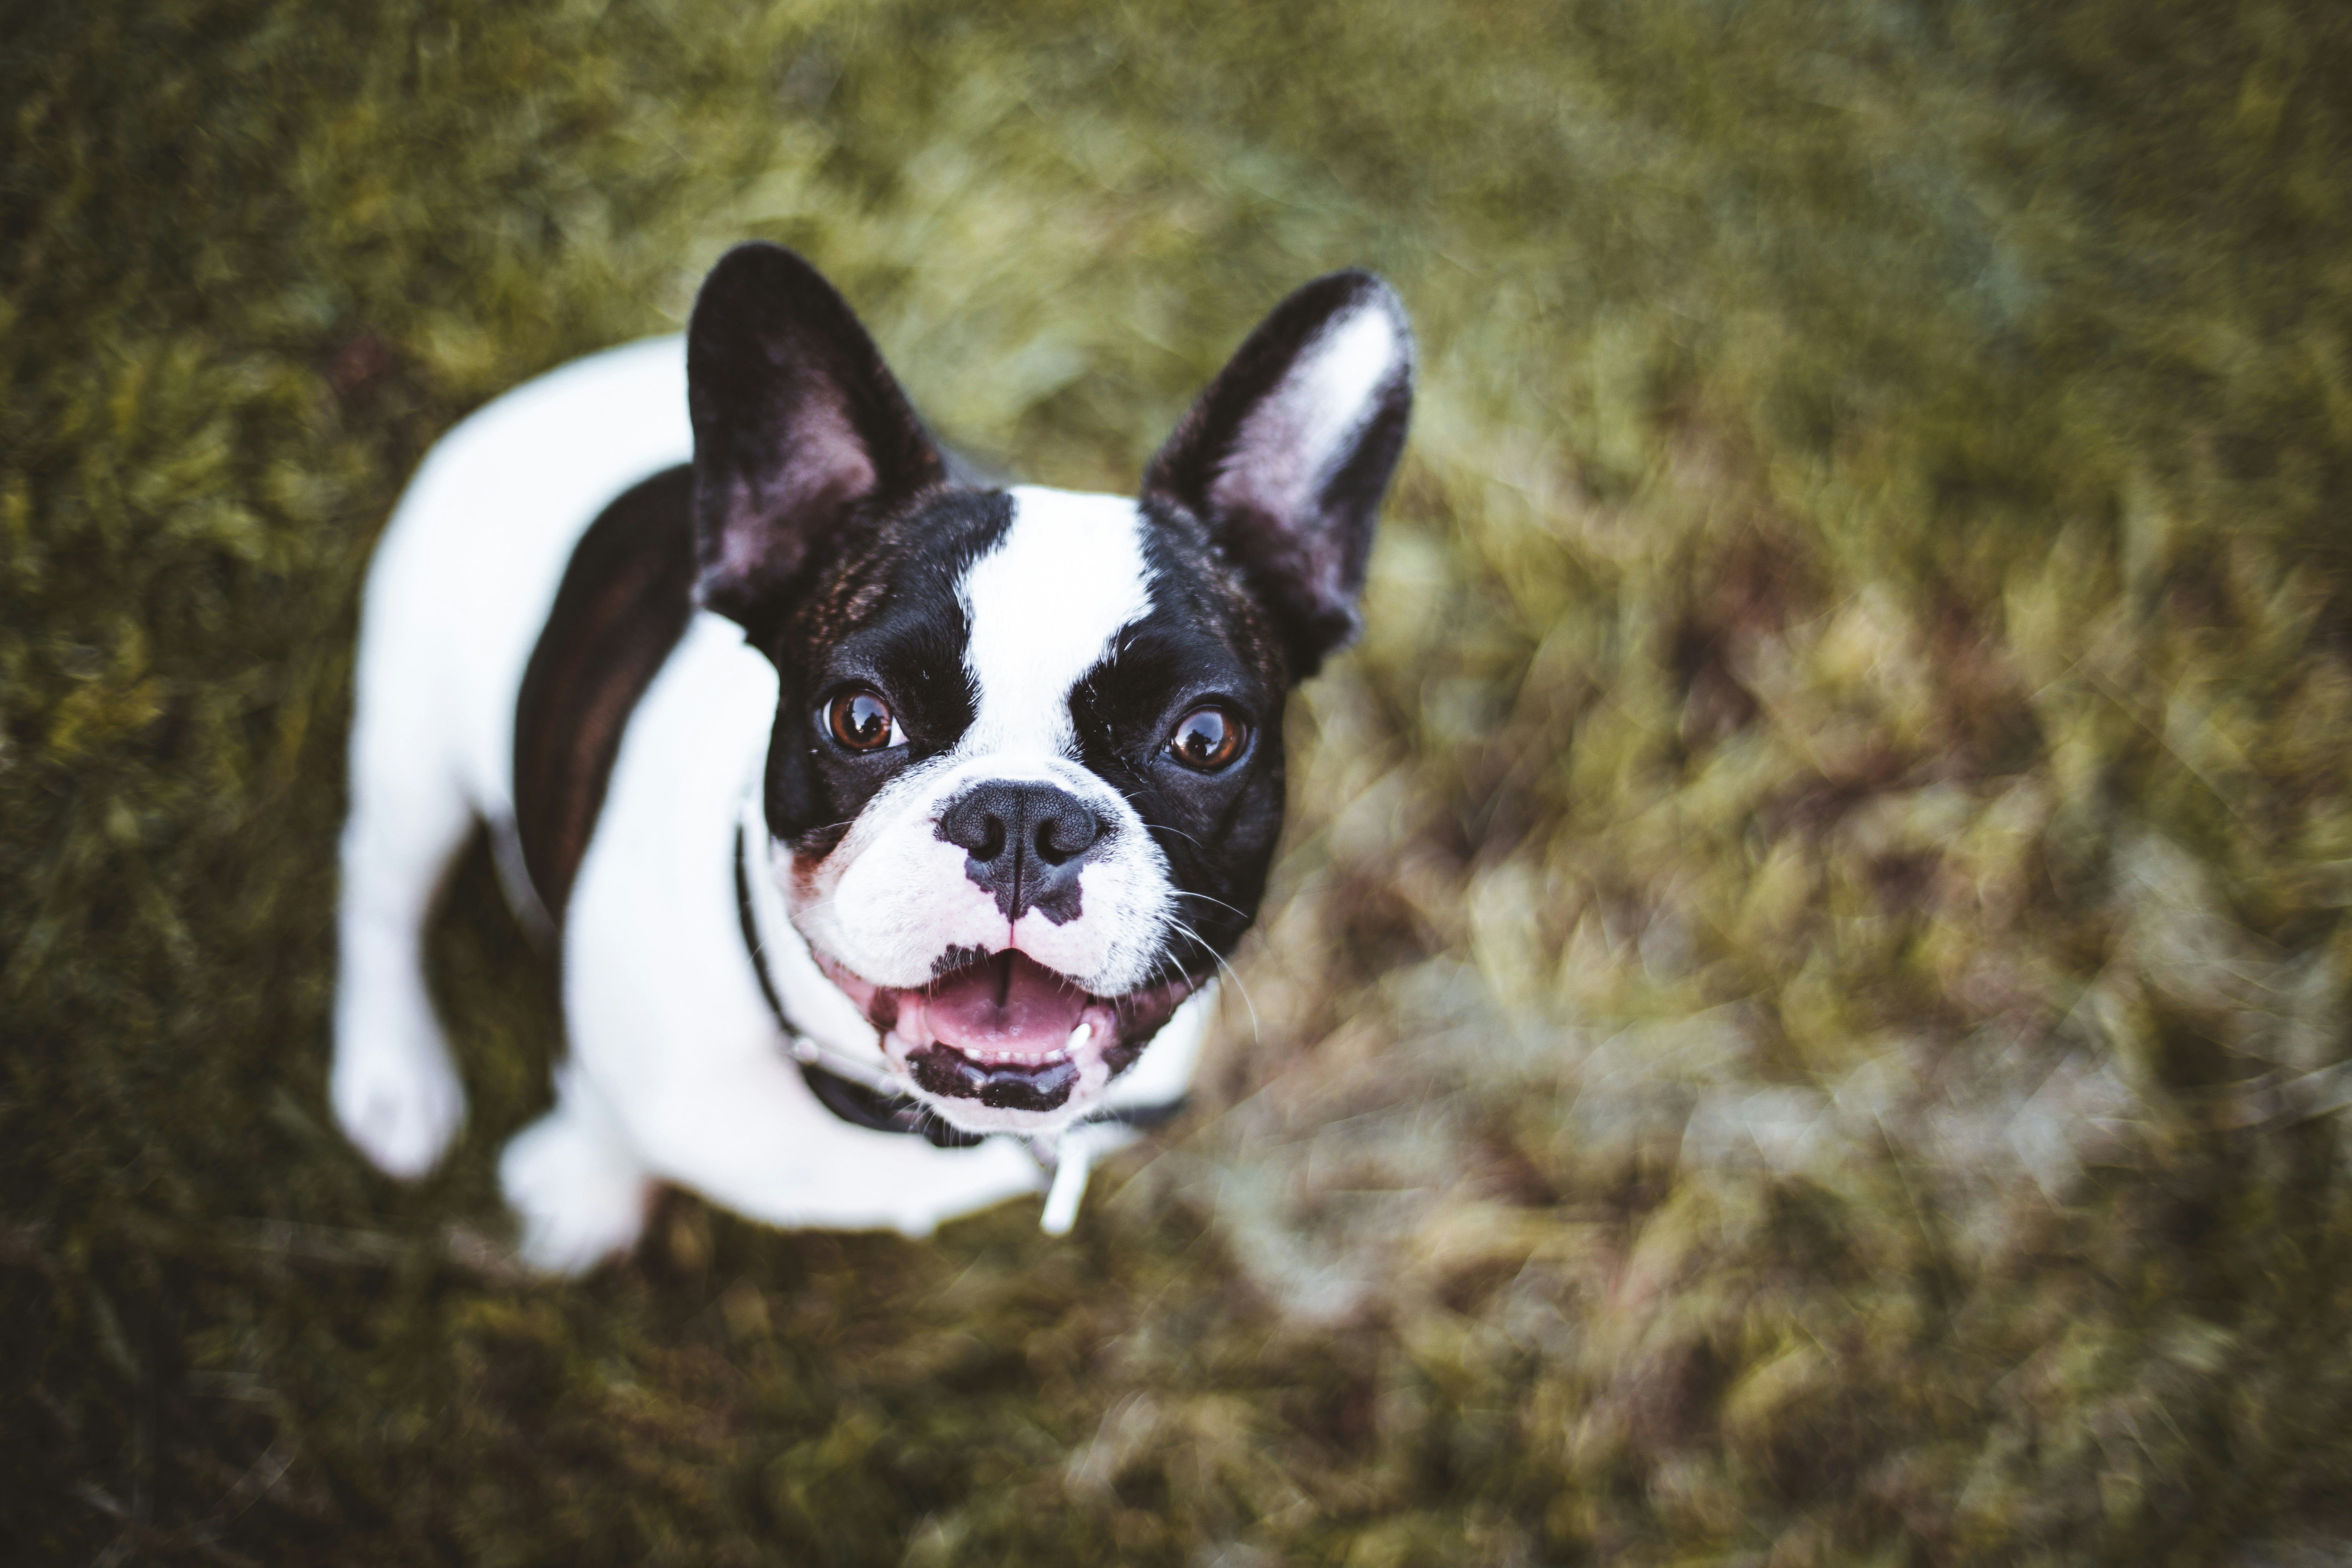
xmin=1171 ymin=889 xmax=1250 ymax=920
xmin=1166 ymin=918 xmax=1260 ymax=1046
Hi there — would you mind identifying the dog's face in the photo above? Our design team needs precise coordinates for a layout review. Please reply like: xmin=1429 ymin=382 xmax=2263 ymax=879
xmin=686 ymin=245 xmax=1412 ymax=1135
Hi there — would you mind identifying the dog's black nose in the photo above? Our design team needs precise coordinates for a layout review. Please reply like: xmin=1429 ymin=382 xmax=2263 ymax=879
xmin=936 ymin=782 xmax=1106 ymax=924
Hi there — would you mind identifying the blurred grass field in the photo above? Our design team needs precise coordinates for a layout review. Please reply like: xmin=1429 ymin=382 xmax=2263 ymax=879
xmin=8 ymin=0 xmax=2352 ymax=1561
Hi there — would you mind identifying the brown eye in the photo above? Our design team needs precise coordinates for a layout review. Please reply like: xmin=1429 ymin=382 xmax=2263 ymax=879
xmin=825 ymin=690 xmax=898 ymax=752
xmin=1168 ymin=705 xmax=1246 ymax=771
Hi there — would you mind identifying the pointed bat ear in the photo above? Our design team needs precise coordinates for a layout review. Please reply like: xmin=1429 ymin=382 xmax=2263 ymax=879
xmin=1143 ymin=271 xmax=1414 ymax=680
xmin=687 ymin=243 xmax=945 ymax=635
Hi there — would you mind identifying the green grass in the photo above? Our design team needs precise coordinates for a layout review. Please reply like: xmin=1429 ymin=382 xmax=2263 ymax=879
xmin=8 ymin=0 xmax=2352 ymax=1561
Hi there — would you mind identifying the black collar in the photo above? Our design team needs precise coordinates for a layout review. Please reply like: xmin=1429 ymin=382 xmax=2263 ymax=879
xmin=732 ymin=825 xmax=1186 ymax=1148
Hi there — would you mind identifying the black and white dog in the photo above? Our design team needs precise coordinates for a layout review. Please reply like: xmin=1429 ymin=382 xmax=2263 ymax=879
xmin=332 ymin=245 xmax=1412 ymax=1272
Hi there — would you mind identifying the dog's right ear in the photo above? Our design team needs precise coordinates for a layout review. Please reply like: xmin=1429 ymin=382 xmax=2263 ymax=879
xmin=688 ymin=243 xmax=945 ymax=635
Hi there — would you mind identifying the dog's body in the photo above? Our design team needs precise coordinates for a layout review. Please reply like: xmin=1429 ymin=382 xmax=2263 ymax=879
xmin=332 ymin=247 xmax=1411 ymax=1271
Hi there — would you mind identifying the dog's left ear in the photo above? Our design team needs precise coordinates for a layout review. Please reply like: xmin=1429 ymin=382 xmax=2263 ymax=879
xmin=688 ymin=243 xmax=945 ymax=634
xmin=1144 ymin=271 xmax=1414 ymax=680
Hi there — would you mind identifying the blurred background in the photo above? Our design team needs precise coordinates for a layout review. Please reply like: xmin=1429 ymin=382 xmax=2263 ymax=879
xmin=8 ymin=0 xmax=2352 ymax=1561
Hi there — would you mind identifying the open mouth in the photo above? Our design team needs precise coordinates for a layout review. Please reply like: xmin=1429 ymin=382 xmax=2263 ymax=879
xmin=816 ymin=948 xmax=1195 ymax=1119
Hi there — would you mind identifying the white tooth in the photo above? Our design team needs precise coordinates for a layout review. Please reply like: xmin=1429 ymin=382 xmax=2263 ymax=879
xmin=1066 ymin=1023 xmax=1093 ymax=1053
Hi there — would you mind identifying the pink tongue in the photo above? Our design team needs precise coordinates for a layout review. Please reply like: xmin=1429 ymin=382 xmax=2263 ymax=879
xmin=925 ymin=953 xmax=1089 ymax=1053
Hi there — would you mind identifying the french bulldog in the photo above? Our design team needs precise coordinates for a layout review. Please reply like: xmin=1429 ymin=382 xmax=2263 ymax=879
xmin=331 ymin=244 xmax=1413 ymax=1272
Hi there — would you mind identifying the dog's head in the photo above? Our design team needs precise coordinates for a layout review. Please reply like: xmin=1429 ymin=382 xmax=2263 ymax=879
xmin=687 ymin=244 xmax=1412 ymax=1135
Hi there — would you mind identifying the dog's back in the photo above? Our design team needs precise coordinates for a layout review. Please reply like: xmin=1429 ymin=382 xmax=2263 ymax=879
xmin=352 ymin=337 xmax=691 ymax=834
xmin=334 ymin=337 xmax=690 ymax=1175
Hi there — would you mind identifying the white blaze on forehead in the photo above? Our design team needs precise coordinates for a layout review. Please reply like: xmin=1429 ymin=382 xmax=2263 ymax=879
xmin=959 ymin=485 xmax=1155 ymax=755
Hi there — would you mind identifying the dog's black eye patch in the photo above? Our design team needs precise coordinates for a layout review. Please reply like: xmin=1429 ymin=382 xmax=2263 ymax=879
xmin=1073 ymin=619 xmax=1259 ymax=766
xmin=762 ymin=489 xmax=1010 ymax=844
xmin=812 ymin=617 xmax=973 ymax=758
xmin=1067 ymin=569 xmax=1286 ymax=967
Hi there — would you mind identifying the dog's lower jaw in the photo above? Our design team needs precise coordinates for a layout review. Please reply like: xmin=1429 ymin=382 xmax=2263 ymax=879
xmin=810 ymin=946 xmax=1200 ymax=1136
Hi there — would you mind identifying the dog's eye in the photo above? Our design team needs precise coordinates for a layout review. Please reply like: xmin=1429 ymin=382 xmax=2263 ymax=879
xmin=824 ymin=689 xmax=901 ymax=752
xmin=1167 ymin=705 xmax=1246 ymax=771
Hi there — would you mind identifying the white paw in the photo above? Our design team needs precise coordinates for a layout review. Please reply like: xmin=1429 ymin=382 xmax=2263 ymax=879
xmin=331 ymin=1015 xmax=465 ymax=1179
xmin=889 ymin=1137 xmax=1051 ymax=1240
xmin=499 ymin=1100 xmax=650 ymax=1275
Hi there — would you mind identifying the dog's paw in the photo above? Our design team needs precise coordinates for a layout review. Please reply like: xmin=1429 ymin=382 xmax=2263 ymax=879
xmin=885 ymin=1138 xmax=1051 ymax=1240
xmin=499 ymin=1105 xmax=650 ymax=1275
xmin=330 ymin=1019 xmax=465 ymax=1179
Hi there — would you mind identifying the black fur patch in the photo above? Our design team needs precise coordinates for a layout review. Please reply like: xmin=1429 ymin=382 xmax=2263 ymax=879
xmin=1069 ymin=498 xmax=1292 ymax=969
xmin=931 ymin=943 xmax=991 ymax=979
xmin=512 ymin=465 xmax=699 ymax=924
xmin=760 ymin=488 xmax=1011 ymax=846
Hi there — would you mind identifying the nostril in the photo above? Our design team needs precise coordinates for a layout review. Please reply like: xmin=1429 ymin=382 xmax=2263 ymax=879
xmin=939 ymin=791 xmax=1013 ymax=862
xmin=1035 ymin=809 xmax=1103 ymax=865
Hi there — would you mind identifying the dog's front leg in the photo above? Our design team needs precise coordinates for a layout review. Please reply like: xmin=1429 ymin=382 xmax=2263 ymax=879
xmin=510 ymin=1000 xmax=1044 ymax=1273
xmin=602 ymin=1039 xmax=1047 ymax=1242
xmin=331 ymin=650 xmax=475 ymax=1180
xmin=498 ymin=1061 xmax=655 ymax=1274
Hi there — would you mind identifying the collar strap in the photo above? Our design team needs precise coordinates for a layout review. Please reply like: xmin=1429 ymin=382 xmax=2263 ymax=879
xmin=732 ymin=824 xmax=1187 ymax=1149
